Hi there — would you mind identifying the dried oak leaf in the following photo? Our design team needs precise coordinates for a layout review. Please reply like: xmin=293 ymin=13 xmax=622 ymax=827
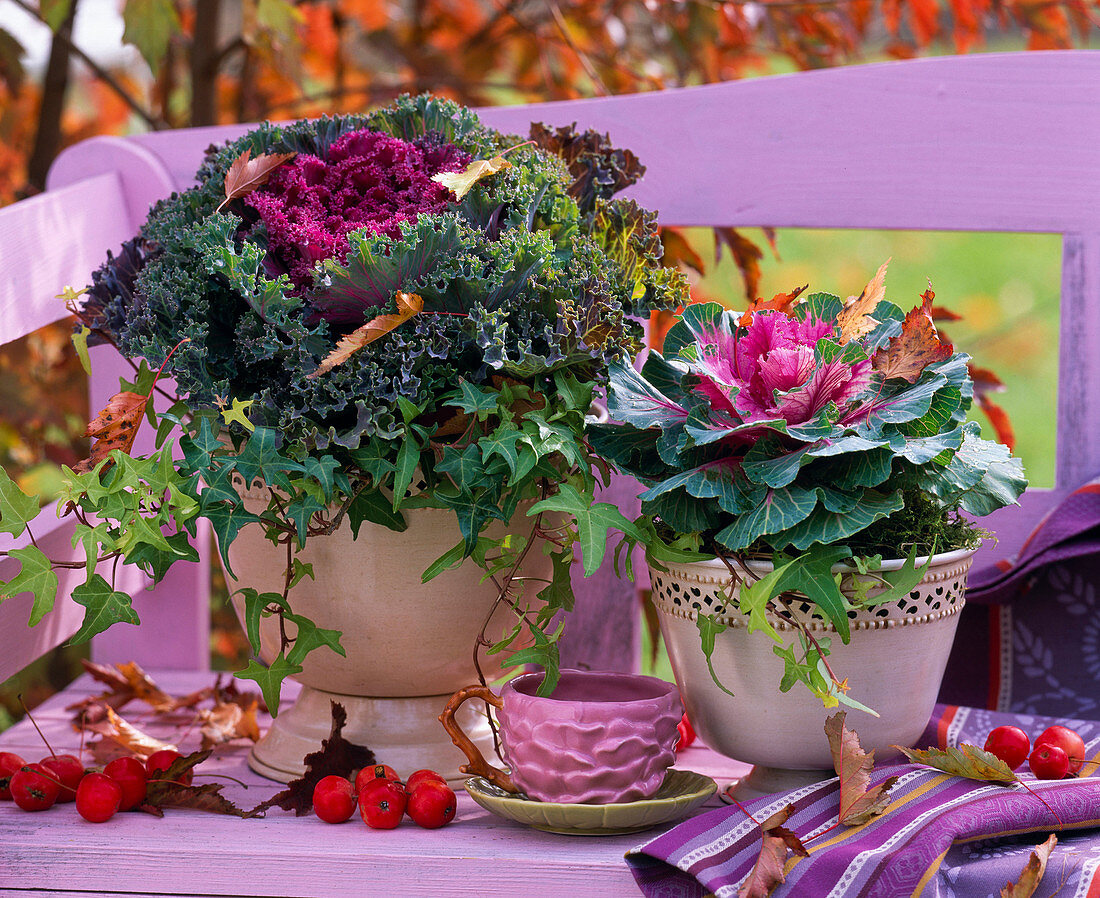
xmin=837 ymin=258 xmax=889 ymax=344
xmin=217 ymin=148 xmax=296 ymax=213
xmin=1001 ymin=834 xmax=1057 ymax=898
xmin=738 ymin=804 xmax=808 ymax=898
xmin=894 ymin=743 xmax=1019 ymax=783
xmin=85 ymin=706 xmax=178 ymax=764
xmin=116 ymin=661 xmax=177 ymax=712
xmin=432 ymin=155 xmax=512 ymax=200
xmin=308 ymin=292 xmax=423 ymax=378
xmin=825 ymin=711 xmax=898 ymax=826
xmin=73 ymin=390 xmax=149 ymax=473
xmin=871 ymin=288 xmax=954 ymax=383
xmin=250 ymin=701 xmax=375 ymax=816
xmin=141 ymin=749 xmax=257 ymax=818
xmin=199 ymin=698 xmax=261 ymax=750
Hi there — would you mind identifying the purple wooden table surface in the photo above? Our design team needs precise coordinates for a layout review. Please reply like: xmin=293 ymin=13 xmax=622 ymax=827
xmin=0 ymin=670 xmax=745 ymax=897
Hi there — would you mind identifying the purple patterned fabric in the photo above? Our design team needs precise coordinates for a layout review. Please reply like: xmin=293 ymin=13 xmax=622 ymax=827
xmin=940 ymin=475 xmax=1100 ymax=717
xmin=626 ymin=704 xmax=1100 ymax=897
xmin=966 ymin=478 xmax=1100 ymax=605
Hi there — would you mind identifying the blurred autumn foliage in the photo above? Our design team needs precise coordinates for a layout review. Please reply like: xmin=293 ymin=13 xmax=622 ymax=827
xmin=0 ymin=0 xmax=1089 ymax=704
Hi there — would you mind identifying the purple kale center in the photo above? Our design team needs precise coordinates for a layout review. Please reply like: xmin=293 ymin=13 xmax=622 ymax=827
xmin=246 ymin=129 xmax=472 ymax=288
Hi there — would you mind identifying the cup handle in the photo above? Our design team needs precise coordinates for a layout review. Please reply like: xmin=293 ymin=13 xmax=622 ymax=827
xmin=439 ymin=684 xmax=517 ymax=793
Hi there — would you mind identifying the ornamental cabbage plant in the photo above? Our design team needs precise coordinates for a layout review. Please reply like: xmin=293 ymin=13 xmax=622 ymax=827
xmin=590 ymin=278 xmax=1027 ymax=706
xmin=0 ymin=95 xmax=686 ymax=709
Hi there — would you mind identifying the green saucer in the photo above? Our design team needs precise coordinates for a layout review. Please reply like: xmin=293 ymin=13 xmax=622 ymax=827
xmin=464 ymin=768 xmax=717 ymax=836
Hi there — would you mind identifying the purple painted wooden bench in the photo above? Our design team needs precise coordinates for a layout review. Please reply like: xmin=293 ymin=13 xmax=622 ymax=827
xmin=2 ymin=50 xmax=1098 ymax=896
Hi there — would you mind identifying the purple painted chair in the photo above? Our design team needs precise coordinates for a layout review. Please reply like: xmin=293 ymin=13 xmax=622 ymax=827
xmin=0 ymin=50 xmax=1098 ymax=895
xmin=2 ymin=49 xmax=1099 ymax=707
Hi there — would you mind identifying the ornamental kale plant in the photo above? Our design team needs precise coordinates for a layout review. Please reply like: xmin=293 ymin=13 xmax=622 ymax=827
xmin=590 ymin=274 xmax=1027 ymax=706
xmin=0 ymin=94 xmax=686 ymax=710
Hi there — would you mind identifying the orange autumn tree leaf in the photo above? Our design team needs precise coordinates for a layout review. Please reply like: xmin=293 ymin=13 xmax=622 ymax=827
xmin=660 ymin=226 xmax=707 ymax=275
xmin=825 ymin=711 xmax=899 ymax=826
xmin=1001 ymin=834 xmax=1057 ymax=898
xmin=309 ymin=292 xmax=423 ymax=378
xmin=216 ymin=148 xmax=297 ymax=213
xmin=715 ymin=226 xmax=764 ymax=302
xmin=872 ymin=288 xmax=954 ymax=383
xmin=837 ymin=258 xmax=889 ymax=344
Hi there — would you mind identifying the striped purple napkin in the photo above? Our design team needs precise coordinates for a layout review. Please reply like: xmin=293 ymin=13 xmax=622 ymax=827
xmin=626 ymin=705 xmax=1100 ymax=897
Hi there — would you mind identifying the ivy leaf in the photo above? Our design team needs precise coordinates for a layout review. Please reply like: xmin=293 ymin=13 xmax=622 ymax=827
xmin=69 ymin=574 xmax=140 ymax=643
xmin=74 ymin=391 xmax=150 ymax=474
xmin=449 ymin=380 xmax=501 ymax=418
xmin=2 ymin=546 xmax=59 ymax=626
xmin=216 ymin=148 xmax=297 ymax=213
xmin=0 ymin=468 xmax=40 ymax=538
xmin=234 ymin=655 xmax=303 ymax=720
xmin=251 ymin=702 xmax=375 ymax=816
xmin=432 ymin=154 xmax=512 ymax=200
xmin=824 ymin=711 xmax=898 ymax=826
xmin=71 ymin=323 xmax=93 ymax=375
xmin=283 ymin=611 xmax=346 ymax=666
xmin=872 ymin=289 xmax=954 ymax=383
xmin=894 ymin=744 xmax=1019 ymax=784
xmin=836 ymin=258 xmax=888 ymax=344
xmin=1000 ymin=834 xmax=1057 ymax=898
xmin=309 ymin=292 xmax=424 ymax=378
xmin=220 ymin=398 xmax=256 ymax=433
xmin=696 ymin=613 xmax=737 ymax=698
xmin=528 ymin=483 xmax=644 ymax=576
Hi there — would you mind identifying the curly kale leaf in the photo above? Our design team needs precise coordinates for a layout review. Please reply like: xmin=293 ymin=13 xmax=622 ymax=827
xmin=529 ymin=122 xmax=646 ymax=213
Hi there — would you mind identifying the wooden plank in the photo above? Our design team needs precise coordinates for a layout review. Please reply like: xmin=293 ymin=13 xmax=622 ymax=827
xmin=1057 ymin=232 xmax=1100 ymax=489
xmin=0 ymin=671 xmax=744 ymax=898
xmin=0 ymin=174 xmax=131 ymax=340
xmin=479 ymin=51 xmax=1100 ymax=232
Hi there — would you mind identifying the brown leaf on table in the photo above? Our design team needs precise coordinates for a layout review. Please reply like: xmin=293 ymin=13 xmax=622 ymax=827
xmin=85 ymin=706 xmax=178 ymax=763
xmin=825 ymin=712 xmax=898 ymax=826
xmin=141 ymin=749 xmax=258 ymax=818
xmin=893 ymin=744 xmax=1019 ymax=783
xmin=216 ymin=148 xmax=297 ymax=213
xmin=432 ymin=154 xmax=512 ymax=200
xmin=837 ymin=258 xmax=889 ymax=344
xmin=116 ymin=661 xmax=177 ymax=712
xmin=250 ymin=701 xmax=375 ymax=816
xmin=738 ymin=285 xmax=808 ymax=326
xmin=308 ymin=292 xmax=424 ymax=378
xmin=72 ymin=390 xmax=149 ymax=473
xmin=199 ymin=698 xmax=261 ymax=750
xmin=1000 ymin=834 xmax=1057 ymax=898
xmin=80 ymin=658 xmax=133 ymax=693
xmin=871 ymin=288 xmax=954 ymax=383
xmin=738 ymin=804 xmax=808 ymax=898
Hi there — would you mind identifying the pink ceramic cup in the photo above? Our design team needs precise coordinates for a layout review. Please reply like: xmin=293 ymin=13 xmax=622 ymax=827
xmin=440 ymin=669 xmax=682 ymax=804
